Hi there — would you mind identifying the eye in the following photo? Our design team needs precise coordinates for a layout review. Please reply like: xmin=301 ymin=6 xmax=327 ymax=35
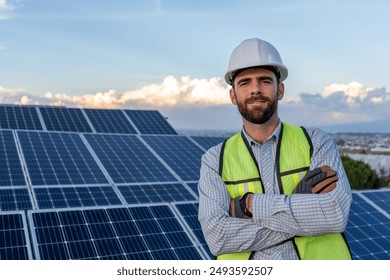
xmin=238 ymin=80 xmax=250 ymax=87
xmin=259 ymin=80 xmax=273 ymax=87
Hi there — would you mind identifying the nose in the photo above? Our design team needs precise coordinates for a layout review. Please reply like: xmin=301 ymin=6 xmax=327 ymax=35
xmin=251 ymin=85 xmax=262 ymax=95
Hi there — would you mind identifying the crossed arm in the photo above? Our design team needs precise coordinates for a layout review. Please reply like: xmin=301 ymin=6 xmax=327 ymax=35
xmin=198 ymin=129 xmax=352 ymax=256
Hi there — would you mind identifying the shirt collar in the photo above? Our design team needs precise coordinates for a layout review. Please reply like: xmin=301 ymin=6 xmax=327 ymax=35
xmin=242 ymin=119 xmax=282 ymax=146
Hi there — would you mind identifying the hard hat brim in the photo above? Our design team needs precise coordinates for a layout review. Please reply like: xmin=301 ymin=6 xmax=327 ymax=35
xmin=225 ymin=64 xmax=288 ymax=85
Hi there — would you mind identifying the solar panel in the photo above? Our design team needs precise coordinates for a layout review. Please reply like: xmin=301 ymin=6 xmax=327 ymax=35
xmin=125 ymin=110 xmax=177 ymax=135
xmin=0 ymin=130 xmax=27 ymax=187
xmin=345 ymin=192 xmax=390 ymax=259
xmin=118 ymin=183 xmax=196 ymax=204
xmin=190 ymin=136 xmax=227 ymax=150
xmin=0 ymin=188 xmax=33 ymax=211
xmin=84 ymin=134 xmax=177 ymax=184
xmin=39 ymin=107 xmax=92 ymax=132
xmin=17 ymin=131 xmax=109 ymax=186
xmin=0 ymin=105 xmax=43 ymax=130
xmin=172 ymin=202 xmax=213 ymax=259
xmin=84 ymin=109 xmax=137 ymax=134
xmin=34 ymin=186 xmax=123 ymax=209
xmin=359 ymin=190 xmax=390 ymax=214
xmin=0 ymin=211 xmax=32 ymax=260
xmin=185 ymin=182 xmax=199 ymax=196
xmin=142 ymin=135 xmax=204 ymax=181
xmin=28 ymin=204 xmax=206 ymax=260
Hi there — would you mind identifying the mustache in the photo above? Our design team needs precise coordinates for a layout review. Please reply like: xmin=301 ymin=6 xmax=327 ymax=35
xmin=246 ymin=96 xmax=272 ymax=103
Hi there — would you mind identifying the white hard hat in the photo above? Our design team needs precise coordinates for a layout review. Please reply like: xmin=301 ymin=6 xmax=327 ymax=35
xmin=225 ymin=38 xmax=288 ymax=85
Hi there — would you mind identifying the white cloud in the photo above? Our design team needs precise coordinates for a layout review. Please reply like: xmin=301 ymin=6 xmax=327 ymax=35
xmin=0 ymin=0 xmax=13 ymax=20
xmin=0 ymin=85 xmax=25 ymax=103
xmin=43 ymin=89 xmax=121 ymax=109
xmin=119 ymin=76 xmax=230 ymax=107
xmin=0 ymin=76 xmax=231 ymax=108
xmin=320 ymin=81 xmax=390 ymax=109
xmin=1 ymin=79 xmax=389 ymax=130
xmin=22 ymin=75 xmax=230 ymax=109
xmin=322 ymin=81 xmax=374 ymax=104
xmin=281 ymin=81 xmax=390 ymax=126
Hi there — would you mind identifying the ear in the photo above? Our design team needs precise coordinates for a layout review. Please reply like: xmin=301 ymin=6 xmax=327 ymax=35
xmin=277 ymin=83 xmax=284 ymax=101
xmin=230 ymin=88 xmax=237 ymax=105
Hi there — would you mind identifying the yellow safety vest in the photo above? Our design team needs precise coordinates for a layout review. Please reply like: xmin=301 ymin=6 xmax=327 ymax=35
xmin=218 ymin=122 xmax=352 ymax=260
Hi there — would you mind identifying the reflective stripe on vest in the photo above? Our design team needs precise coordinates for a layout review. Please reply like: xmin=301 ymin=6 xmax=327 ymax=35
xmin=217 ymin=122 xmax=352 ymax=260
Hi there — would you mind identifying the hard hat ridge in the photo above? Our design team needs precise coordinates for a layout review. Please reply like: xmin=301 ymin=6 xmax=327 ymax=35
xmin=225 ymin=38 xmax=288 ymax=85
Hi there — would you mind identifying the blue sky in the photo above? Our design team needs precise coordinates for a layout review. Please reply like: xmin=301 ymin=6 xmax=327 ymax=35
xmin=1 ymin=0 xmax=390 ymax=131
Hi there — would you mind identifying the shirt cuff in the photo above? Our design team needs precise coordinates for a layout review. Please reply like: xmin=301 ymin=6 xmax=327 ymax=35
xmin=251 ymin=193 xmax=292 ymax=229
xmin=251 ymin=193 xmax=272 ymax=226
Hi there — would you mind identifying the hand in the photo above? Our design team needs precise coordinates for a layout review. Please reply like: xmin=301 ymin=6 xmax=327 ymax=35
xmin=229 ymin=192 xmax=253 ymax=219
xmin=294 ymin=165 xmax=338 ymax=194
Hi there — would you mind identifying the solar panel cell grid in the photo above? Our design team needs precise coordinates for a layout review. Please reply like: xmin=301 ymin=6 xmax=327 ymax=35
xmin=360 ymin=190 xmax=390 ymax=214
xmin=125 ymin=110 xmax=177 ymax=135
xmin=0 ymin=188 xmax=33 ymax=211
xmin=29 ymin=205 xmax=205 ymax=260
xmin=345 ymin=193 xmax=390 ymax=259
xmin=173 ymin=202 xmax=213 ymax=259
xmin=0 ymin=130 xmax=26 ymax=187
xmin=84 ymin=134 xmax=177 ymax=184
xmin=0 ymin=212 xmax=31 ymax=260
xmin=34 ymin=186 xmax=122 ymax=209
xmin=190 ymin=136 xmax=227 ymax=150
xmin=142 ymin=135 xmax=204 ymax=181
xmin=185 ymin=182 xmax=198 ymax=195
xmin=39 ymin=107 xmax=92 ymax=133
xmin=18 ymin=131 xmax=109 ymax=186
xmin=118 ymin=183 xmax=196 ymax=204
xmin=84 ymin=109 xmax=137 ymax=134
xmin=0 ymin=106 xmax=43 ymax=130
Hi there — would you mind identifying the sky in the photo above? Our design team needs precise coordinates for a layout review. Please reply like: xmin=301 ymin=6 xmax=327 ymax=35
xmin=1 ymin=0 xmax=390 ymax=132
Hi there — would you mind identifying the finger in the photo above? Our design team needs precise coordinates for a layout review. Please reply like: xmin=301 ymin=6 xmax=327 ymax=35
xmin=308 ymin=169 xmax=337 ymax=187
xmin=317 ymin=182 xmax=337 ymax=194
xmin=311 ymin=175 xmax=338 ymax=193
xmin=324 ymin=169 xmax=337 ymax=178
xmin=306 ymin=171 xmax=327 ymax=187
xmin=311 ymin=176 xmax=339 ymax=193
xmin=320 ymin=165 xmax=331 ymax=172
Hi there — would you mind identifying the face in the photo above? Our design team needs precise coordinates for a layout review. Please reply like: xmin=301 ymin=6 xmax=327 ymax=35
xmin=230 ymin=68 xmax=284 ymax=125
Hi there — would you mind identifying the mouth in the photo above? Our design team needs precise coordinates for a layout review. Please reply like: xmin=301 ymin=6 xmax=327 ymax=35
xmin=247 ymin=99 xmax=268 ymax=104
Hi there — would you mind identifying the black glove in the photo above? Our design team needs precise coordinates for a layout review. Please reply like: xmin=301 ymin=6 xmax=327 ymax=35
xmin=229 ymin=192 xmax=253 ymax=219
xmin=294 ymin=165 xmax=338 ymax=194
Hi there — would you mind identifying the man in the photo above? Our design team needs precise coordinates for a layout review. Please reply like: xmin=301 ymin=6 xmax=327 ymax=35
xmin=198 ymin=38 xmax=352 ymax=260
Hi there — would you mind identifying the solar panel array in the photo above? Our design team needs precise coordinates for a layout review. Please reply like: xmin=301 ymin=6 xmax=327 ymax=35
xmin=0 ymin=104 xmax=389 ymax=260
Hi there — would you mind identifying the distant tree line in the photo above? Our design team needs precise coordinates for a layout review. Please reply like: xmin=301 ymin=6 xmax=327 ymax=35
xmin=341 ymin=155 xmax=385 ymax=190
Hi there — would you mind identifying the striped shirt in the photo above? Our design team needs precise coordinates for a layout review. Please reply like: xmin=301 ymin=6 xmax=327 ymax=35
xmin=198 ymin=121 xmax=352 ymax=259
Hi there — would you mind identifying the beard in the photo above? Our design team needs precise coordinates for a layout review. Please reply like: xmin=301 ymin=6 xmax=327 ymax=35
xmin=236 ymin=93 xmax=279 ymax=124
